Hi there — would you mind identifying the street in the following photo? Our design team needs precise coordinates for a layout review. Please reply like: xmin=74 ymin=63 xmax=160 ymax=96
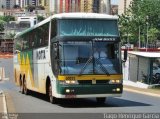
xmin=0 ymin=80 xmax=160 ymax=114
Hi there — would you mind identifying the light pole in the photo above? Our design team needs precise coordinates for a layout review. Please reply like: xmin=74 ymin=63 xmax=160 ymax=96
xmin=146 ymin=16 xmax=149 ymax=52
xmin=139 ymin=25 xmax=141 ymax=48
xmin=126 ymin=18 xmax=130 ymax=50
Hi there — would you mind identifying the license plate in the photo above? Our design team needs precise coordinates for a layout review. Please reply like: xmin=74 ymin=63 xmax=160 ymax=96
xmin=92 ymin=80 xmax=96 ymax=84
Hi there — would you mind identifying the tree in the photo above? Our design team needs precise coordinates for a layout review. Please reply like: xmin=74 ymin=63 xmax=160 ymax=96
xmin=119 ymin=0 xmax=160 ymax=46
xmin=2 ymin=16 xmax=15 ymax=22
xmin=0 ymin=20 xmax=6 ymax=32
xmin=5 ymin=32 xmax=16 ymax=39
xmin=148 ymin=28 xmax=159 ymax=43
xmin=37 ymin=15 xmax=45 ymax=22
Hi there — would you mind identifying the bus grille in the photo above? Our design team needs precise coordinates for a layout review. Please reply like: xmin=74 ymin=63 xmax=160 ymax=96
xmin=78 ymin=80 xmax=109 ymax=85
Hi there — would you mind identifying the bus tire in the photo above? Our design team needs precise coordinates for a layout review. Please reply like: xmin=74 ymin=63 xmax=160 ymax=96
xmin=96 ymin=97 xmax=106 ymax=104
xmin=19 ymin=75 xmax=24 ymax=94
xmin=48 ymin=82 xmax=57 ymax=104
xmin=23 ymin=78 xmax=29 ymax=95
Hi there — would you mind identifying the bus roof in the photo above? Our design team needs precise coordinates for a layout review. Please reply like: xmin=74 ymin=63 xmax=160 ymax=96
xmin=15 ymin=13 xmax=118 ymax=38
xmin=53 ymin=13 xmax=118 ymax=20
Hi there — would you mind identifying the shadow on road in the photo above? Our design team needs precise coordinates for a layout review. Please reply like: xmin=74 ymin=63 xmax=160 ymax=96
xmin=26 ymin=90 xmax=151 ymax=108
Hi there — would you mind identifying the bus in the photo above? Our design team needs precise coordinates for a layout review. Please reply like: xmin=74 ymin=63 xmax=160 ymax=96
xmin=14 ymin=13 xmax=125 ymax=104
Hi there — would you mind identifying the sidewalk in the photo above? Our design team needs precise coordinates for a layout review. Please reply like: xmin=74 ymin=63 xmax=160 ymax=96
xmin=124 ymin=85 xmax=160 ymax=98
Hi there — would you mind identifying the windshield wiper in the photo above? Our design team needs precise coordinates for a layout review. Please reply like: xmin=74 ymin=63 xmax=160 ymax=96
xmin=94 ymin=58 xmax=110 ymax=75
xmin=78 ymin=56 xmax=93 ymax=76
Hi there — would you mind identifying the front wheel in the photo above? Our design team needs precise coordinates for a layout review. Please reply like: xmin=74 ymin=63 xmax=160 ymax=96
xmin=48 ymin=83 xmax=58 ymax=104
xmin=96 ymin=97 xmax=106 ymax=104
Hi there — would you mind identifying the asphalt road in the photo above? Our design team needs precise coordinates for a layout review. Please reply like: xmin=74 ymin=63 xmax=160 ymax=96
xmin=0 ymin=80 xmax=160 ymax=114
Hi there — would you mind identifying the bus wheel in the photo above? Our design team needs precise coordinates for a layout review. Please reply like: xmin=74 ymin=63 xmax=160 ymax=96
xmin=49 ymin=83 xmax=57 ymax=104
xmin=20 ymin=79 xmax=24 ymax=94
xmin=96 ymin=97 xmax=106 ymax=104
xmin=23 ymin=79 xmax=29 ymax=95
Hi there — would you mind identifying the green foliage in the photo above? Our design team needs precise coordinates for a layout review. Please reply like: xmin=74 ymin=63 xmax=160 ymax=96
xmin=37 ymin=15 xmax=45 ymax=22
xmin=0 ymin=16 xmax=15 ymax=22
xmin=148 ymin=28 xmax=159 ymax=43
xmin=119 ymin=0 xmax=160 ymax=45
xmin=0 ymin=15 xmax=15 ymax=32
xmin=5 ymin=32 xmax=16 ymax=39
xmin=0 ymin=20 xmax=6 ymax=32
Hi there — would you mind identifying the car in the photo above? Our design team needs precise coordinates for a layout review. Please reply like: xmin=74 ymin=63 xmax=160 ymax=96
xmin=153 ymin=66 xmax=160 ymax=77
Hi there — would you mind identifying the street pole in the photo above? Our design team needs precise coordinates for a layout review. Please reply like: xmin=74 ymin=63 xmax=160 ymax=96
xmin=146 ymin=22 xmax=148 ymax=52
xmin=146 ymin=16 xmax=149 ymax=52
xmin=139 ymin=26 xmax=141 ymax=48
xmin=127 ymin=19 xmax=129 ymax=50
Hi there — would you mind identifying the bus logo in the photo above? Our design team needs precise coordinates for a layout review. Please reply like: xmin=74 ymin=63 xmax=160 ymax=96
xmin=36 ymin=50 xmax=46 ymax=60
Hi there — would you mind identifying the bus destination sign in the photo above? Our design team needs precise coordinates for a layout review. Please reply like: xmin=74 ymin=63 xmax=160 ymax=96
xmin=92 ymin=38 xmax=116 ymax=42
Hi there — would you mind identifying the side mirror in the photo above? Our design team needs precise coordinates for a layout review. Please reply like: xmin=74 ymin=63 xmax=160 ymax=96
xmin=52 ymin=43 xmax=59 ymax=59
xmin=123 ymin=49 xmax=127 ymax=62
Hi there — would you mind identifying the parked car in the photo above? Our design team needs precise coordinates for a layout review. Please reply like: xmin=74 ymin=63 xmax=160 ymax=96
xmin=153 ymin=66 xmax=160 ymax=77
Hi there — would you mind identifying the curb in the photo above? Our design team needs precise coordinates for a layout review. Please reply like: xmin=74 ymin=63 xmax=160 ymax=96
xmin=3 ymin=94 xmax=8 ymax=114
xmin=0 ymin=91 xmax=8 ymax=114
xmin=124 ymin=87 xmax=160 ymax=98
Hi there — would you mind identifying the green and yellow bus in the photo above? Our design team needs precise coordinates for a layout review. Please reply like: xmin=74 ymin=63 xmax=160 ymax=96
xmin=14 ymin=13 xmax=124 ymax=104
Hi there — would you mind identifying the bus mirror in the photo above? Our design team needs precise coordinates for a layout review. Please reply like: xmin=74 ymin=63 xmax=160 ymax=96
xmin=123 ymin=49 xmax=127 ymax=62
xmin=55 ymin=47 xmax=59 ymax=59
xmin=15 ymin=50 xmax=21 ymax=54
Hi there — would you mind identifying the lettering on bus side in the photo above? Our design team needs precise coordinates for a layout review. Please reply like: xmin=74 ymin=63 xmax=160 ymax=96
xmin=36 ymin=50 xmax=46 ymax=60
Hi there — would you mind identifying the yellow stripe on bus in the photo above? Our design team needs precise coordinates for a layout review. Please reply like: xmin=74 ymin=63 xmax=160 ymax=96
xmin=58 ymin=75 xmax=123 ymax=81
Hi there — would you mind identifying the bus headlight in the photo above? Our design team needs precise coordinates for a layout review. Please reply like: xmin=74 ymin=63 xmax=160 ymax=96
xmin=109 ymin=80 xmax=122 ymax=84
xmin=65 ymin=80 xmax=79 ymax=84
xmin=59 ymin=80 xmax=79 ymax=85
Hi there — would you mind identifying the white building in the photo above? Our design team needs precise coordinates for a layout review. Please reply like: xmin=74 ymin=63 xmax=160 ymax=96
xmin=96 ymin=0 xmax=111 ymax=14
xmin=18 ymin=0 xmax=39 ymax=8
xmin=17 ymin=16 xmax=37 ymax=27
xmin=0 ymin=0 xmax=16 ymax=9
xmin=118 ymin=0 xmax=132 ymax=15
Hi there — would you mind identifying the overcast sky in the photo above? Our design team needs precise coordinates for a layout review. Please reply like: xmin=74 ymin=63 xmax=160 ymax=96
xmin=111 ymin=0 xmax=118 ymax=5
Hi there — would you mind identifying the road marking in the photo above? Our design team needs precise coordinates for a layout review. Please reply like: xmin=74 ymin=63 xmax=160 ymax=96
xmin=3 ymin=93 xmax=8 ymax=119
xmin=124 ymin=87 xmax=160 ymax=98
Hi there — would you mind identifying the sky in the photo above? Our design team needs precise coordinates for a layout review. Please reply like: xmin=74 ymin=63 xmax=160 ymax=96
xmin=111 ymin=0 xmax=118 ymax=5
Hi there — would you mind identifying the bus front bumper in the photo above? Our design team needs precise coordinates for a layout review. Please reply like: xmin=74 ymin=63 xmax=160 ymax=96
xmin=56 ymin=84 xmax=123 ymax=98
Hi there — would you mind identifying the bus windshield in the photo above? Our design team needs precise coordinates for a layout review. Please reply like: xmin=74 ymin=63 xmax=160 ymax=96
xmin=59 ymin=19 xmax=118 ymax=37
xmin=59 ymin=41 xmax=120 ymax=75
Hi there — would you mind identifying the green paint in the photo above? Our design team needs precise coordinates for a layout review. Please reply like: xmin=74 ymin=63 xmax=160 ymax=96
xmin=56 ymin=81 xmax=122 ymax=95
xmin=19 ymin=50 xmax=33 ymax=72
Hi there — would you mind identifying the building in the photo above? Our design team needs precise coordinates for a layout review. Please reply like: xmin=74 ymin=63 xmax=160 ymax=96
xmin=111 ymin=5 xmax=118 ymax=15
xmin=0 ymin=0 xmax=16 ymax=9
xmin=37 ymin=0 xmax=50 ymax=14
xmin=118 ymin=0 xmax=132 ymax=15
xmin=80 ymin=0 xmax=92 ymax=13
xmin=124 ymin=51 xmax=160 ymax=88
xmin=99 ymin=0 xmax=111 ymax=14
xmin=48 ymin=0 xmax=111 ymax=14
xmin=93 ymin=0 xmax=100 ymax=13
xmin=0 ymin=9 xmax=23 ymax=16
xmin=14 ymin=0 xmax=112 ymax=15
xmin=17 ymin=0 xmax=39 ymax=8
